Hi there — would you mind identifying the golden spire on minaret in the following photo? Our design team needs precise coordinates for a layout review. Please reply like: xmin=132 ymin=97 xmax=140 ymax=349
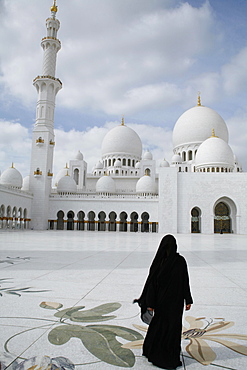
xmin=51 ymin=0 xmax=58 ymax=13
xmin=197 ymin=91 xmax=201 ymax=106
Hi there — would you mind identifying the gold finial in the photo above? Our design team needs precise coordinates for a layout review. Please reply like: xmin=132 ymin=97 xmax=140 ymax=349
xmin=65 ymin=170 xmax=69 ymax=176
xmin=197 ymin=91 xmax=201 ymax=106
xmin=65 ymin=163 xmax=69 ymax=169
xmin=11 ymin=162 xmax=14 ymax=168
xmin=121 ymin=115 xmax=125 ymax=126
xmin=51 ymin=0 xmax=58 ymax=13
xmin=211 ymin=128 xmax=218 ymax=138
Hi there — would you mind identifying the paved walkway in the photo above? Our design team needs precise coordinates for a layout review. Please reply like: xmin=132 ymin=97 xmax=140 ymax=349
xmin=0 ymin=231 xmax=247 ymax=369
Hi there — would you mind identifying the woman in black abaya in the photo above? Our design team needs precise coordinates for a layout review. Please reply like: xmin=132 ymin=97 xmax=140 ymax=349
xmin=134 ymin=235 xmax=193 ymax=369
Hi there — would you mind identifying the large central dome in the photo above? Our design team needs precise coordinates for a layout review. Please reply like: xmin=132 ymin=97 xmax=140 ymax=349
xmin=173 ymin=105 xmax=229 ymax=149
xmin=101 ymin=124 xmax=142 ymax=158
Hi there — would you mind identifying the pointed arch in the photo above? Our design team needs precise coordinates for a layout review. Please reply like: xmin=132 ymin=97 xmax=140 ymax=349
xmin=191 ymin=207 xmax=201 ymax=233
xmin=213 ymin=197 xmax=237 ymax=233
xmin=109 ymin=211 xmax=117 ymax=231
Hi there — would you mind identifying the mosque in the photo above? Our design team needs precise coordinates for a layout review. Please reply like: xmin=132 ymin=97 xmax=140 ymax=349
xmin=0 ymin=2 xmax=246 ymax=235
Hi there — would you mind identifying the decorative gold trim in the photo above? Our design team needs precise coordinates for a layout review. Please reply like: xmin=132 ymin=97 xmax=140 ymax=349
xmin=34 ymin=169 xmax=42 ymax=176
xmin=47 ymin=171 xmax=53 ymax=177
xmin=197 ymin=91 xmax=201 ymax=106
xmin=41 ymin=36 xmax=61 ymax=44
xmin=33 ymin=76 xmax=62 ymax=85
xmin=49 ymin=140 xmax=55 ymax=145
xmin=121 ymin=115 xmax=125 ymax=126
xmin=50 ymin=0 xmax=58 ymax=13
xmin=36 ymin=137 xmax=44 ymax=144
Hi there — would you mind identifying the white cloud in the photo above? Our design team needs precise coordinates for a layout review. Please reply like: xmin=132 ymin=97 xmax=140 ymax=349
xmin=222 ymin=47 xmax=247 ymax=96
xmin=0 ymin=0 xmax=217 ymax=115
xmin=0 ymin=120 xmax=31 ymax=176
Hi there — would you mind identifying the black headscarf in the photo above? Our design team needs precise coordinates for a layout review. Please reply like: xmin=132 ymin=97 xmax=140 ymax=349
xmin=133 ymin=234 xmax=179 ymax=313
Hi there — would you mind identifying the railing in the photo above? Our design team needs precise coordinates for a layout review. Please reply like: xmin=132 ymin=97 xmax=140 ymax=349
xmin=50 ymin=192 xmax=158 ymax=199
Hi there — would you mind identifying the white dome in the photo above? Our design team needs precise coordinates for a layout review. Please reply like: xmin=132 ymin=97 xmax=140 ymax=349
xmin=75 ymin=150 xmax=83 ymax=160
xmin=171 ymin=154 xmax=182 ymax=164
xmin=95 ymin=161 xmax=103 ymax=169
xmin=114 ymin=160 xmax=122 ymax=167
xmin=101 ymin=124 xmax=142 ymax=158
xmin=96 ymin=175 xmax=116 ymax=193
xmin=143 ymin=150 xmax=153 ymax=160
xmin=173 ymin=105 xmax=229 ymax=149
xmin=160 ymin=159 xmax=170 ymax=167
xmin=195 ymin=135 xmax=234 ymax=169
xmin=136 ymin=175 xmax=156 ymax=194
xmin=0 ymin=166 xmax=23 ymax=189
xmin=57 ymin=174 xmax=77 ymax=193
xmin=135 ymin=161 xmax=141 ymax=169
xmin=54 ymin=165 xmax=69 ymax=185
xmin=22 ymin=175 xmax=30 ymax=191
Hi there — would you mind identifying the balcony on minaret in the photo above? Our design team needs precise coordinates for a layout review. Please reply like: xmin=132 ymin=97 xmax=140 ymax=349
xmin=34 ymin=168 xmax=42 ymax=177
xmin=36 ymin=137 xmax=44 ymax=146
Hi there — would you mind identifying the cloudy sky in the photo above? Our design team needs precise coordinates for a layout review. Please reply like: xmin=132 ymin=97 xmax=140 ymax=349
xmin=0 ymin=0 xmax=247 ymax=178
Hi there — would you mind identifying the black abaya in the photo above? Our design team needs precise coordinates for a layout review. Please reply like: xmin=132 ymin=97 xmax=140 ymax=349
xmin=134 ymin=235 xmax=193 ymax=369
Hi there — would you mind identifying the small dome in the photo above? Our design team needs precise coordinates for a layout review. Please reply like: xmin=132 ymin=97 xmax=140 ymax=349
xmin=57 ymin=174 xmax=77 ymax=193
xmin=22 ymin=176 xmax=30 ymax=191
xmin=102 ymin=124 xmax=142 ymax=158
xmin=136 ymin=175 xmax=156 ymax=194
xmin=114 ymin=159 xmax=122 ymax=167
xmin=171 ymin=154 xmax=182 ymax=164
xmin=195 ymin=134 xmax=234 ymax=169
xmin=143 ymin=150 xmax=153 ymax=160
xmin=135 ymin=161 xmax=141 ymax=169
xmin=54 ymin=164 xmax=69 ymax=185
xmin=173 ymin=105 xmax=229 ymax=149
xmin=75 ymin=150 xmax=83 ymax=160
xmin=95 ymin=161 xmax=103 ymax=169
xmin=160 ymin=159 xmax=170 ymax=167
xmin=0 ymin=165 xmax=23 ymax=189
xmin=96 ymin=175 xmax=116 ymax=194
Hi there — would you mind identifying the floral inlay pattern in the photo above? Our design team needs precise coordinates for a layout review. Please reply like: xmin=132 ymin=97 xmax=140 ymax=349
xmin=182 ymin=316 xmax=247 ymax=365
xmin=123 ymin=316 xmax=247 ymax=366
xmin=0 ymin=278 xmax=49 ymax=297
xmin=2 ymin=302 xmax=143 ymax=368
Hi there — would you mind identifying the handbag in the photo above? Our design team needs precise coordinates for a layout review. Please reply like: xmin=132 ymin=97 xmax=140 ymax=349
xmin=141 ymin=308 xmax=154 ymax=325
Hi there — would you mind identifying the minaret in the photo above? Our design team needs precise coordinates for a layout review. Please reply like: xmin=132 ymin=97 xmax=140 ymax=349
xmin=29 ymin=1 xmax=62 ymax=230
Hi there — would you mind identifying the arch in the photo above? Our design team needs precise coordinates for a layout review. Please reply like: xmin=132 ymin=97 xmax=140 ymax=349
xmin=109 ymin=211 xmax=117 ymax=231
xmin=73 ymin=169 xmax=79 ymax=185
xmin=188 ymin=150 xmax=192 ymax=161
xmin=130 ymin=211 xmax=138 ymax=232
xmin=182 ymin=151 xmax=186 ymax=161
xmin=77 ymin=211 xmax=85 ymax=230
xmin=88 ymin=211 xmax=96 ymax=231
xmin=123 ymin=158 xmax=126 ymax=166
xmin=119 ymin=211 xmax=127 ymax=232
xmin=98 ymin=211 xmax=106 ymax=231
xmin=214 ymin=198 xmax=236 ymax=233
xmin=141 ymin=212 xmax=149 ymax=232
xmin=67 ymin=210 xmax=74 ymax=230
xmin=57 ymin=210 xmax=64 ymax=230
xmin=12 ymin=207 xmax=17 ymax=229
xmin=0 ymin=205 xmax=5 ymax=229
xmin=145 ymin=168 xmax=151 ymax=176
xmin=191 ymin=207 xmax=201 ymax=233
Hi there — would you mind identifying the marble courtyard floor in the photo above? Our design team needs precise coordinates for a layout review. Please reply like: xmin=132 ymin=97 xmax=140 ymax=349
xmin=0 ymin=230 xmax=247 ymax=370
